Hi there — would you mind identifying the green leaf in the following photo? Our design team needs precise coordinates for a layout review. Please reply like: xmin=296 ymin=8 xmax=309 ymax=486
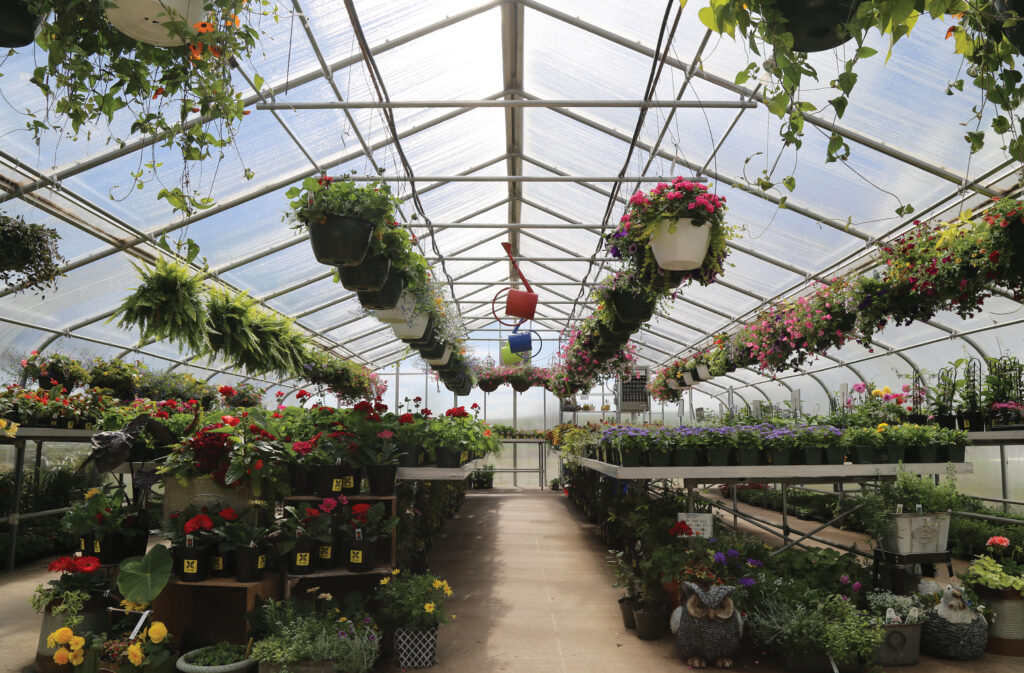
xmin=895 ymin=203 xmax=915 ymax=216
xmin=782 ymin=176 xmax=796 ymax=192
xmin=993 ymin=115 xmax=1011 ymax=134
xmin=253 ymin=74 xmax=264 ymax=91
xmin=856 ymin=47 xmax=877 ymax=59
xmin=118 ymin=544 xmax=172 ymax=604
xmin=829 ymin=95 xmax=848 ymax=118
xmin=225 ymin=462 xmax=246 ymax=485
xmin=965 ymin=130 xmax=985 ymax=153
xmin=767 ymin=92 xmax=790 ymax=117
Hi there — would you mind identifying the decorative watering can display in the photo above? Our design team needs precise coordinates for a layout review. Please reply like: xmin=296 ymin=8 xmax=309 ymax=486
xmin=492 ymin=242 xmax=538 ymax=322
xmin=507 ymin=323 xmax=542 ymax=357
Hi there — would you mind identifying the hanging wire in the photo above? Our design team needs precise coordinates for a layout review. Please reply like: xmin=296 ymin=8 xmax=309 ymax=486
xmin=340 ymin=0 xmax=462 ymax=320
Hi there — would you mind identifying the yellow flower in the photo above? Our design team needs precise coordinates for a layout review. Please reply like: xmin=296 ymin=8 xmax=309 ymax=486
xmin=871 ymin=389 xmax=883 ymax=397
xmin=51 ymin=627 xmax=74 ymax=645
xmin=120 ymin=599 xmax=149 ymax=612
xmin=0 ymin=419 xmax=18 ymax=437
xmin=69 ymin=636 xmax=85 ymax=652
xmin=127 ymin=643 xmax=145 ymax=666
xmin=317 ymin=592 xmax=333 ymax=601
xmin=379 ymin=577 xmax=390 ymax=585
xmin=876 ymin=423 xmax=889 ymax=433
xmin=338 ymin=616 xmax=348 ymax=623
xmin=432 ymin=579 xmax=443 ymax=589
xmin=148 ymin=621 xmax=168 ymax=644
xmin=444 ymin=588 xmax=453 ymax=597
xmin=68 ymin=648 xmax=85 ymax=666
xmin=451 ymin=614 xmax=457 ymax=620
xmin=84 ymin=487 xmax=101 ymax=500
xmin=424 ymin=602 xmax=435 ymax=614
xmin=53 ymin=648 xmax=70 ymax=665
xmin=392 ymin=568 xmax=401 ymax=575
xmin=882 ymin=386 xmax=892 ymax=395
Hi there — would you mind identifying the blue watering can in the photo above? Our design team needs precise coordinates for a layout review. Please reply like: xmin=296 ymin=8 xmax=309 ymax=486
xmin=507 ymin=323 xmax=542 ymax=358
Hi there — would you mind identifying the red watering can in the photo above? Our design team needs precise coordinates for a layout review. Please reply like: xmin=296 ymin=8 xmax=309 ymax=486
xmin=491 ymin=242 xmax=538 ymax=325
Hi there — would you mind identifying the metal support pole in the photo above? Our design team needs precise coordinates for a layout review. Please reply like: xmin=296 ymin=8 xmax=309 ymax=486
xmin=781 ymin=483 xmax=790 ymax=543
xmin=687 ymin=486 xmax=695 ymax=513
xmin=33 ymin=440 xmax=44 ymax=511
xmin=732 ymin=483 xmax=738 ymax=529
xmin=538 ymin=441 xmax=544 ymax=489
xmin=1000 ymin=443 xmax=1010 ymax=514
xmin=513 ymin=393 xmax=518 ymax=488
xmin=8 ymin=439 xmax=26 ymax=570
xmin=394 ymin=363 xmax=400 ymax=412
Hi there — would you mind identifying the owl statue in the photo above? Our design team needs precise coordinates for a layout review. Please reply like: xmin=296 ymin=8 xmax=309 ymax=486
xmin=921 ymin=584 xmax=987 ymax=660
xmin=670 ymin=582 xmax=743 ymax=668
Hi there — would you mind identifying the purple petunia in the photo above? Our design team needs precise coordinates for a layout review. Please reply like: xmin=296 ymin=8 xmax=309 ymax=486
xmin=727 ymin=549 xmax=739 ymax=559
xmin=746 ymin=558 xmax=762 ymax=567
xmin=739 ymin=577 xmax=756 ymax=587
xmin=713 ymin=552 xmax=727 ymax=564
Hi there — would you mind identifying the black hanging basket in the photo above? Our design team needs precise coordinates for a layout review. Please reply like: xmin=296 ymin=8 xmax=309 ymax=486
xmin=451 ymin=379 xmax=474 ymax=396
xmin=0 ymin=1 xmax=41 ymax=48
xmin=308 ymin=214 xmax=375 ymax=267
xmin=478 ymin=379 xmax=500 ymax=393
xmin=610 ymin=289 xmax=655 ymax=324
xmin=774 ymin=0 xmax=863 ymax=53
xmin=357 ymin=272 xmax=406 ymax=310
xmin=339 ymin=253 xmax=392 ymax=292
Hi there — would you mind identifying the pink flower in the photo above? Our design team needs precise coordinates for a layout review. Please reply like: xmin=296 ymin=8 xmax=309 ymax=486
xmin=377 ymin=430 xmax=394 ymax=439
xmin=987 ymin=535 xmax=1011 ymax=548
xmin=852 ymin=581 xmax=862 ymax=592
xmin=319 ymin=497 xmax=338 ymax=513
xmin=852 ymin=382 xmax=867 ymax=394
xmin=901 ymin=384 xmax=911 ymax=393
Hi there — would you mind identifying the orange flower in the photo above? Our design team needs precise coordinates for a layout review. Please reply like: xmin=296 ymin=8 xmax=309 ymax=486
xmin=189 ymin=43 xmax=204 ymax=60
xmin=944 ymin=26 xmax=955 ymax=40
xmin=226 ymin=15 xmax=240 ymax=27
xmin=152 ymin=87 xmax=165 ymax=99
xmin=208 ymin=45 xmax=222 ymax=58
xmin=194 ymin=21 xmax=215 ymax=33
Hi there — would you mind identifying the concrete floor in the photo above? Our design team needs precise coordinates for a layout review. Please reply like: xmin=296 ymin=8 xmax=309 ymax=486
xmin=2 ymin=490 xmax=1021 ymax=673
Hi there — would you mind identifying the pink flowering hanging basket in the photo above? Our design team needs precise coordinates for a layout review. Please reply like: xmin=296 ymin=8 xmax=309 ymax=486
xmin=650 ymin=217 xmax=711 ymax=271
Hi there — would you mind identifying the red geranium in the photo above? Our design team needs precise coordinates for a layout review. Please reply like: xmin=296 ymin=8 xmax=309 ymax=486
xmin=445 ymin=406 xmax=469 ymax=418
xmin=669 ymin=521 xmax=695 ymax=537
xmin=183 ymin=513 xmax=214 ymax=535
xmin=220 ymin=415 xmax=241 ymax=427
xmin=218 ymin=508 xmax=239 ymax=522
xmin=351 ymin=503 xmax=371 ymax=524
xmin=291 ymin=432 xmax=323 ymax=456
xmin=305 ymin=507 xmax=321 ymax=519
xmin=353 ymin=401 xmax=373 ymax=412
xmin=218 ymin=385 xmax=237 ymax=397
xmin=398 ymin=413 xmax=414 ymax=425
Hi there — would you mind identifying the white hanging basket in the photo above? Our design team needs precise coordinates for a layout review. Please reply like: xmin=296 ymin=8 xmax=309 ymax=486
xmin=667 ymin=379 xmax=680 ymax=390
xmin=695 ymin=364 xmax=711 ymax=380
xmin=682 ymin=372 xmax=694 ymax=387
xmin=106 ymin=0 xmax=207 ymax=47
xmin=395 ymin=627 xmax=439 ymax=669
xmin=391 ymin=313 xmax=430 ymax=340
xmin=424 ymin=345 xmax=453 ymax=366
xmin=650 ymin=217 xmax=712 ymax=271
xmin=372 ymin=290 xmax=417 ymax=324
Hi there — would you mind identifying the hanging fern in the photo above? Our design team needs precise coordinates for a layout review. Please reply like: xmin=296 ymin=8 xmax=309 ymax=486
xmin=245 ymin=309 xmax=309 ymax=377
xmin=207 ymin=288 xmax=261 ymax=365
xmin=0 ymin=213 xmax=65 ymax=297
xmin=114 ymin=258 xmax=209 ymax=353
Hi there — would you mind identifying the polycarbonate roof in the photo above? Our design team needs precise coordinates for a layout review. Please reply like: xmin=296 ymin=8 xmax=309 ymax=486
xmin=1 ymin=0 xmax=1023 ymax=402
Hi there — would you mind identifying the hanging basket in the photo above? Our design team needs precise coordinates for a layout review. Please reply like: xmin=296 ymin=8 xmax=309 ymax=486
xmin=418 ymin=340 xmax=448 ymax=361
xmin=391 ymin=312 xmax=432 ymax=340
xmin=424 ymin=344 xmax=453 ymax=366
xmin=395 ymin=627 xmax=439 ymax=669
xmin=373 ymin=289 xmax=417 ymax=323
xmin=650 ymin=217 xmax=712 ymax=271
xmin=478 ymin=379 xmax=500 ymax=393
xmin=339 ymin=253 xmax=391 ymax=292
xmin=106 ymin=0 xmax=207 ymax=47
xmin=510 ymin=378 xmax=532 ymax=393
xmin=0 ymin=0 xmax=42 ymax=48
xmin=773 ymin=0 xmax=864 ymax=53
xmin=609 ymin=289 xmax=654 ymax=324
xmin=358 ymin=273 xmax=406 ymax=310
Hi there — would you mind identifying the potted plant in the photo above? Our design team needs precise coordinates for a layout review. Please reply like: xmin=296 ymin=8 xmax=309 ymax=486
xmin=842 ymin=425 xmax=884 ymax=464
xmin=872 ymin=466 xmax=963 ymax=555
xmin=21 ymin=352 xmax=90 ymax=391
xmin=30 ymin=555 xmax=111 ymax=673
xmin=633 ymin=559 xmax=669 ymax=640
xmin=43 ymin=626 xmax=104 ymax=671
xmin=393 ymin=398 xmax=430 ymax=468
xmin=355 ymin=427 xmax=403 ymax=496
xmin=115 ymin=258 xmax=210 ymax=355
xmin=608 ymin=550 xmax=641 ymax=630
xmin=375 ymin=571 xmax=454 ymax=669
xmin=249 ymin=598 xmax=381 ymax=673
xmin=286 ymin=174 xmax=402 ymax=267
xmin=61 ymin=484 xmax=149 ymax=564
xmin=88 ymin=357 xmax=143 ymax=401
xmin=470 ymin=464 xmax=495 ymax=490
xmin=338 ymin=502 xmax=398 ymax=572
xmin=275 ymin=504 xmax=334 ymax=576
xmin=176 ymin=642 xmax=254 ymax=673
xmin=865 ymin=590 xmax=924 ymax=666
xmin=218 ymin=516 xmax=270 ymax=583
xmin=205 ymin=287 xmax=309 ymax=377
xmin=164 ymin=505 xmax=218 ymax=582
xmin=963 ymin=535 xmax=1024 ymax=655
xmin=0 ymin=213 xmax=64 ymax=295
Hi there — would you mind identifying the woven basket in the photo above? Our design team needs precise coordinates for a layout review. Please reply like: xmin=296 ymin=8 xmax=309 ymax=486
xmin=980 ymin=587 xmax=1024 ymax=656
xmin=395 ymin=627 xmax=438 ymax=668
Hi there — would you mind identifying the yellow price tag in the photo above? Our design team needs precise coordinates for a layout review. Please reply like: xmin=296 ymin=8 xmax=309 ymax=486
xmin=79 ymin=538 xmax=86 ymax=551
xmin=212 ymin=557 xmax=223 ymax=570
xmin=257 ymin=555 xmax=267 ymax=569
xmin=93 ymin=540 xmax=101 ymax=554
xmin=460 ymin=451 xmax=468 ymax=463
xmin=318 ymin=545 xmax=332 ymax=560
xmin=84 ymin=423 xmax=92 ymax=430
xmin=295 ymin=553 xmax=310 ymax=567
xmin=349 ymin=549 xmax=363 ymax=564
xmin=184 ymin=559 xmax=198 ymax=574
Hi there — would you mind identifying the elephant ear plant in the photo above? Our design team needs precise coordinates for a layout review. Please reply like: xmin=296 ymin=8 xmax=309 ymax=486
xmin=0 ymin=213 xmax=65 ymax=297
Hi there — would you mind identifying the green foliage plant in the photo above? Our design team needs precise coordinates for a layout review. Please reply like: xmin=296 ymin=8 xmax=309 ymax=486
xmin=0 ymin=213 xmax=64 ymax=296
xmin=286 ymin=175 xmax=401 ymax=228
xmin=114 ymin=258 xmax=209 ymax=354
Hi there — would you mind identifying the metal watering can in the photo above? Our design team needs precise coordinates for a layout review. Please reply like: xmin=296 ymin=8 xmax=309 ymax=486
xmin=492 ymin=242 xmax=538 ymax=324
xmin=507 ymin=323 xmax=542 ymax=358
xmin=500 ymin=345 xmax=524 ymax=365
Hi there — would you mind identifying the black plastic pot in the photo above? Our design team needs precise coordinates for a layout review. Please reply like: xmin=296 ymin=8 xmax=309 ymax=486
xmin=308 ymin=214 xmax=374 ymax=267
xmin=314 ymin=464 xmax=361 ymax=497
xmin=774 ymin=0 xmax=864 ymax=53
xmin=339 ymin=253 xmax=392 ymax=292
xmin=618 ymin=597 xmax=638 ymax=629
xmin=95 ymin=529 xmax=148 ymax=565
xmin=905 ymin=445 xmax=938 ymax=463
xmin=633 ymin=605 xmax=665 ymax=640
xmin=402 ymin=322 xmax=439 ymax=350
xmin=435 ymin=445 xmax=463 ymax=468
xmin=347 ymin=539 xmax=376 ymax=572
xmin=234 ymin=546 xmax=266 ymax=583
xmin=315 ymin=541 xmax=337 ymax=569
xmin=174 ymin=544 xmax=211 ymax=583
xmin=357 ymin=272 xmax=406 ymax=310
xmin=609 ymin=289 xmax=655 ymax=324
xmin=418 ymin=340 xmax=448 ymax=361
xmin=288 ymin=463 xmax=315 ymax=496
xmin=210 ymin=544 xmax=234 ymax=578
xmin=0 ymin=0 xmax=41 ymax=48
xmin=367 ymin=464 xmax=398 ymax=496
xmin=398 ymin=446 xmax=421 ymax=467
xmin=287 ymin=537 xmax=315 ymax=575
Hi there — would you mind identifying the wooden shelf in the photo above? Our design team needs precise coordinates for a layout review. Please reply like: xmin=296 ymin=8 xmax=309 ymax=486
xmin=165 ymin=575 xmax=270 ymax=588
xmin=285 ymin=566 xmax=392 ymax=581
xmin=153 ymin=572 xmax=280 ymax=646
xmin=283 ymin=494 xmax=396 ymax=502
xmin=580 ymin=459 xmax=974 ymax=485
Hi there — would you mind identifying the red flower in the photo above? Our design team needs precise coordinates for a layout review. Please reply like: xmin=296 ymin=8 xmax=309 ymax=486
xmin=253 ymin=459 xmax=263 ymax=470
xmin=218 ymin=508 xmax=239 ymax=522
xmin=153 ymin=410 xmax=170 ymax=419
xmin=305 ymin=507 xmax=321 ymax=518
xmin=95 ymin=512 xmax=105 ymax=523
xmin=471 ymin=403 xmax=480 ymax=410
xmin=353 ymin=401 xmax=372 ymax=412
xmin=296 ymin=390 xmax=311 ymax=399
xmin=351 ymin=503 xmax=371 ymax=523
xmin=377 ymin=430 xmax=394 ymax=439
xmin=74 ymin=556 xmax=101 ymax=573
xmin=421 ymin=408 xmax=432 ymax=417
xmin=221 ymin=415 xmax=241 ymax=427
xmin=273 ymin=412 xmax=283 ymax=418
xmin=987 ymin=535 xmax=1011 ymax=548
xmin=669 ymin=521 xmax=694 ymax=537
xmin=989 ymin=250 xmax=1000 ymax=263
xmin=275 ymin=391 xmax=285 ymax=397
xmin=218 ymin=385 xmax=237 ymax=397
xmin=183 ymin=513 xmax=214 ymax=535
xmin=374 ymin=401 xmax=388 ymax=412
xmin=49 ymin=556 xmax=74 ymax=573
xmin=398 ymin=413 xmax=414 ymax=425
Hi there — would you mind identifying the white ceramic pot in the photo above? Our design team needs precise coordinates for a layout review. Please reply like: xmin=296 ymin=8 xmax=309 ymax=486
xmin=372 ymin=290 xmax=417 ymax=324
xmin=107 ymin=0 xmax=207 ymax=47
xmin=391 ymin=313 xmax=430 ymax=340
xmin=650 ymin=217 xmax=712 ymax=271
xmin=424 ymin=345 xmax=452 ymax=366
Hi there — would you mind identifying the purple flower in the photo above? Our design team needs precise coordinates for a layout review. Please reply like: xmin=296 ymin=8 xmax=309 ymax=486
xmin=369 ymin=633 xmax=377 ymax=641
xmin=839 ymin=574 xmax=851 ymax=585
xmin=739 ymin=577 xmax=756 ymax=587
xmin=852 ymin=581 xmax=862 ymax=592
xmin=708 ymin=537 xmax=718 ymax=544
xmin=364 ymin=617 xmax=372 ymax=624
xmin=727 ymin=549 xmax=739 ymax=559
xmin=338 ymin=631 xmax=347 ymax=638
xmin=746 ymin=558 xmax=762 ymax=567
xmin=713 ymin=552 xmax=727 ymax=564
xmin=628 ymin=243 xmax=638 ymax=254
xmin=609 ymin=246 xmax=621 ymax=258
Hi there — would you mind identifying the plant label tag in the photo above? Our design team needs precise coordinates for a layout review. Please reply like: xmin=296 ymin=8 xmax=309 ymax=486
xmin=350 ymin=549 xmax=363 ymax=564
xmin=93 ymin=540 xmax=101 ymax=554
xmin=257 ymin=554 xmax=267 ymax=569
xmin=183 ymin=559 xmax=198 ymax=574
xmin=355 ymin=528 xmax=363 ymax=542
xmin=186 ymin=534 xmax=195 ymax=548
xmin=916 ymin=504 xmax=923 ymax=513
xmin=896 ymin=504 xmax=904 ymax=514
xmin=128 ymin=610 xmax=152 ymax=641
xmin=84 ymin=423 xmax=92 ymax=430
xmin=460 ymin=451 xmax=468 ymax=463
xmin=319 ymin=545 xmax=332 ymax=560
xmin=212 ymin=557 xmax=223 ymax=570
xmin=676 ymin=513 xmax=714 ymax=538
xmin=295 ymin=553 xmax=310 ymax=567
xmin=275 ymin=502 xmax=284 ymax=518
xmin=79 ymin=538 xmax=86 ymax=551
